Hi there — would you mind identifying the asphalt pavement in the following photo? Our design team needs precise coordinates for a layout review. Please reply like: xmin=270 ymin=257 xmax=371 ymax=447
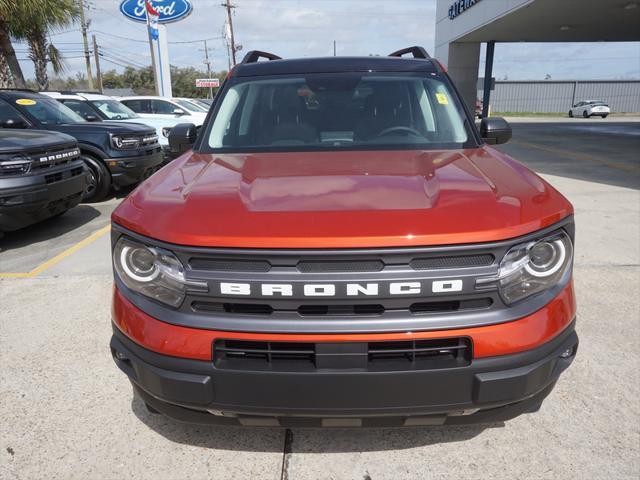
xmin=1 ymin=119 xmax=639 ymax=480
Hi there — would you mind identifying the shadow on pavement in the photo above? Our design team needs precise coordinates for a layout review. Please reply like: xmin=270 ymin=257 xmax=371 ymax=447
xmin=130 ymin=393 xmax=500 ymax=452
xmin=0 ymin=204 xmax=101 ymax=252
xmin=496 ymin=121 xmax=640 ymax=190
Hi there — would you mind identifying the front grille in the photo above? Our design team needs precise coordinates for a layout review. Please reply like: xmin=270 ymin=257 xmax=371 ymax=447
xmin=189 ymin=258 xmax=272 ymax=272
xmin=45 ymin=172 xmax=63 ymax=184
xmin=191 ymin=298 xmax=493 ymax=316
xmin=410 ymin=254 xmax=494 ymax=269
xmin=297 ymin=260 xmax=384 ymax=273
xmin=44 ymin=166 xmax=85 ymax=184
xmin=213 ymin=337 xmax=472 ymax=372
xmin=30 ymin=146 xmax=81 ymax=170
xmin=186 ymin=252 xmax=495 ymax=273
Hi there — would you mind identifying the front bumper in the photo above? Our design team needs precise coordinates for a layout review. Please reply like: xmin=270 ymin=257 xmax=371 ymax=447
xmin=0 ymin=161 xmax=88 ymax=231
xmin=110 ymin=317 xmax=578 ymax=426
xmin=107 ymin=147 xmax=164 ymax=188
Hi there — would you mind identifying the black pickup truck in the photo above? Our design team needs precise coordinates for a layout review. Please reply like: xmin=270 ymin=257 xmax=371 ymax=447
xmin=0 ymin=129 xmax=88 ymax=233
xmin=0 ymin=90 xmax=163 ymax=202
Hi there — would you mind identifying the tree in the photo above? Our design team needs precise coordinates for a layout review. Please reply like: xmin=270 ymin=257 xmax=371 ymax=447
xmin=4 ymin=0 xmax=79 ymax=90
xmin=56 ymin=65 xmax=228 ymax=97
xmin=0 ymin=0 xmax=34 ymax=87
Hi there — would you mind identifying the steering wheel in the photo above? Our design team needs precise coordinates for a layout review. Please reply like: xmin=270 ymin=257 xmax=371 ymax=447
xmin=114 ymin=115 xmax=123 ymax=120
xmin=375 ymin=126 xmax=422 ymax=138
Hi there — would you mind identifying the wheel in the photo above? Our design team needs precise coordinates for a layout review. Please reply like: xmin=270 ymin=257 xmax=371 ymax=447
xmin=602 ymin=114 xmax=608 ymax=118
xmin=81 ymin=154 xmax=111 ymax=202
xmin=583 ymin=110 xmax=589 ymax=118
xmin=568 ymin=110 xmax=573 ymax=117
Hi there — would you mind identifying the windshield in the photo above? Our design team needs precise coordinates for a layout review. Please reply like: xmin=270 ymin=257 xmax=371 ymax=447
xmin=205 ymin=73 xmax=473 ymax=152
xmin=20 ymin=98 xmax=85 ymax=125
xmin=174 ymin=99 xmax=207 ymax=113
xmin=91 ymin=99 xmax=139 ymax=120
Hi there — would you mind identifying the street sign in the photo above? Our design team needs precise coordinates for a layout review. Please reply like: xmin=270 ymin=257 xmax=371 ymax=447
xmin=196 ymin=78 xmax=220 ymax=88
xmin=119 ymin=0 xmax=193 ymax=24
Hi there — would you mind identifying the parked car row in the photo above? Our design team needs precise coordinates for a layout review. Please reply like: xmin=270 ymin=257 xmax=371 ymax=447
xmin=0 ymin=89 xmax=212 ymax=234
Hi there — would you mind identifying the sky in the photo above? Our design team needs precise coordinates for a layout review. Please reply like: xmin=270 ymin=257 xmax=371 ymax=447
xmin=11 ymin=0 xmax=640 ymax=82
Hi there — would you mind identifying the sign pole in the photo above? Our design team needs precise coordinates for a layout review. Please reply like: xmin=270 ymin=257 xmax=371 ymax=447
xmin=145 ymin=1 xmax=160 ymax=95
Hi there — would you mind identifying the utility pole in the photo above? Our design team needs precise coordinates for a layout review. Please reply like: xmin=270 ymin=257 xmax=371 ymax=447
xmin=221 ymin=0 xmax=237 ymax=65
xmin=78 ymin=0 xmax=94 ymax=90
xmin=333 ymin=40 xmax=336 ymax=56
xmin=201 ymin=40 xmax=214 ymax=98
xmin=92 ymin=35 xmax=102 ymax=93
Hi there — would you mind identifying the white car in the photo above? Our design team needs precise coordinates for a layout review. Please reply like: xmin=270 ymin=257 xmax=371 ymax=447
xmin=42 ymin=92 xmax=181 ymax=154
xmin=119 ymin=96 xmax=208 ymax=127
xmin=569 ymin=100 xmax=610 ymax=118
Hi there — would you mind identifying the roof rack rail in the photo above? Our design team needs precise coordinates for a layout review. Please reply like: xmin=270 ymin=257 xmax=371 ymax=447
xmin=388 ymin=46 xmax=431 ymax=59
xmin=241 ymin=50 xmax=282 ymax=64
xmin=0 ymin=88 xmax=38 ymax=92
xmin=59 ymin=90 xmax=102 ymax=95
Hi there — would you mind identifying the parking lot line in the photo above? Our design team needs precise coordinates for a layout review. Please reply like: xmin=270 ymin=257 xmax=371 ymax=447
xmin=0 ymin=224 xmax=111 ymax=279
xmin=510 ymin=140 xmax=640 ymax=173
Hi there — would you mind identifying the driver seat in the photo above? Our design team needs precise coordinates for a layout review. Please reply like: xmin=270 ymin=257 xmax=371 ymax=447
xmin=354 ymin=86 xmax=410 ymax=141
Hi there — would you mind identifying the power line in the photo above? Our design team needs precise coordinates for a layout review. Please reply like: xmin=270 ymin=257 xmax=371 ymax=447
xmin=92 ymin=30 xmax=224 ymax=44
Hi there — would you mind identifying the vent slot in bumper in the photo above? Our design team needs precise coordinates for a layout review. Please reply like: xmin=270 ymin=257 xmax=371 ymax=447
xmin=214 ymin=337 xmax=472 ymax=371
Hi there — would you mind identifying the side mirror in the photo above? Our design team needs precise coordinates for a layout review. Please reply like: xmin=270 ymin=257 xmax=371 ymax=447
xmin=173 ymin=108 xmax=185 ymax=116
xmin=1 ymin=117 xmax=28 ymax=129
xmin=85 ymin=114 xmax=100 ymax=122
xmin=480 ymin=117 xmax=512 ymax=145
xmin=168 ymin=122 xmax=197 ymax=156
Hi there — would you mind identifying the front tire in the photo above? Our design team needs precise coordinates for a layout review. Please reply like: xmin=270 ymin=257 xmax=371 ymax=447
xmin=568 ymin=110 xmax=573 ymax=117
xmin=602 ymin=114 xmax=608 ymax=118
xmin=81 ymin=154 xmax=111 ymax=202
xmin=583 ymin=110 xmax=589 ymax=118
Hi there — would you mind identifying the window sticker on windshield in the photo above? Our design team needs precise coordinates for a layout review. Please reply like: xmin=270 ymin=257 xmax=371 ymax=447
xmin=16 ymin=99 xmax=37 ymax=106
xmin=435 ymin=93 xmax=449 ymax=105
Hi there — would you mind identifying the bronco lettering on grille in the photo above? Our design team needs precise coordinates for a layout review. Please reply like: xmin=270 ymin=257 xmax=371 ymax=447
xmin=219 ymin=281 xmax=464 ymax=297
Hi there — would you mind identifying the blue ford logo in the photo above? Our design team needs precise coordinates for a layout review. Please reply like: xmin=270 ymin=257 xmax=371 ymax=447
xmin=119 ymin=0 xmax=193 ymax=23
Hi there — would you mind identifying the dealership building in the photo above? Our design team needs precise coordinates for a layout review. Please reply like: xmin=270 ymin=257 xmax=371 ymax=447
xmin=434 ymin=0 xmax=640 ymax=114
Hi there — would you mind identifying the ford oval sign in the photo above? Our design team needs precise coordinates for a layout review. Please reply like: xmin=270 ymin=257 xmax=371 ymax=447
xmin=119 ymin=0 xmax=193 ymax=24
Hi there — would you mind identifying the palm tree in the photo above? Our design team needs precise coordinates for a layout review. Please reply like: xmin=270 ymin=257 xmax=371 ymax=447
xmin=1 ymin=0 xmax=79 ymax=90
xmin=0 ymin=0 xmax=31 ymax=87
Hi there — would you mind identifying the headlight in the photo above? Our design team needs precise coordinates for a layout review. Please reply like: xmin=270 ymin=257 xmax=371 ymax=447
xmin=161 ymin=127 xmax=172 ymax=138
xmin=111 ymin=135 xmax=140 ymax=149
xmin=482 ymin=231 xmax=573 ymax=305
xmin=0 ymin=154 xmax=32 ymax=176
xmin=113 ymin=236 xmax=207 ymax=307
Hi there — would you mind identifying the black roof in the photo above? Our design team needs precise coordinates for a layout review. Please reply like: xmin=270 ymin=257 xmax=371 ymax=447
xmin=234 ymin=56 xmax=439 ymax=77
xmin=0 ymin=89 xmax=47 ymax=99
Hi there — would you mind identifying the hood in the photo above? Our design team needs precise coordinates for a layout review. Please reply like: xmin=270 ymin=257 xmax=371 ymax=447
xmin=112 ymin=147 xmax=573 ymax=248
xmin=0 ymin=129 xmax=76 ymax=154
xmin=53 ymin=121 xmax=156 ymax=135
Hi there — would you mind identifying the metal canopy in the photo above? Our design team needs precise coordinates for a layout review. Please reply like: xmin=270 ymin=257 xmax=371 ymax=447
xmin=455 ymin=0 xmax=640 ymax=43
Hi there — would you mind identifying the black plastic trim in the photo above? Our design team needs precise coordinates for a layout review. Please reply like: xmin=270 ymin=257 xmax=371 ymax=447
xmin=110 ymin=320 xmax=577 ymax=422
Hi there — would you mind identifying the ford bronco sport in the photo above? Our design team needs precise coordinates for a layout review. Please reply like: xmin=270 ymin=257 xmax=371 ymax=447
xmin=110 ymin=47 xmax=578 ymax=427
xmin=0 ymin=90 xmax=163 ymax=202
xmin=0 ymin=129 xmax=87 ymax=232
